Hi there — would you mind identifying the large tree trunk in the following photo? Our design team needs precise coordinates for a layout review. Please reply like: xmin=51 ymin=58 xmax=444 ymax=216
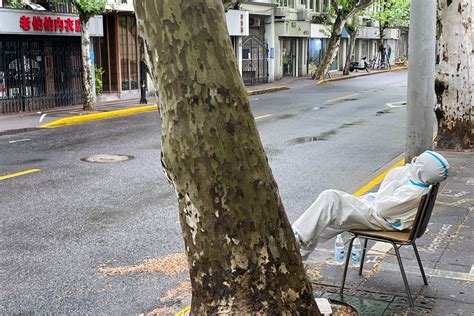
xmin=79 ymin=15 xmax=95 ymax=111
xmin=343 ymin=29 xmax=358 ymax=75
xmin=315 ymin=15 xmax=345 ymax=79
xmin=134 ymin=1 xmax=319 ymax=314
xmin=434 ymin=0 xmax=472 ymax=150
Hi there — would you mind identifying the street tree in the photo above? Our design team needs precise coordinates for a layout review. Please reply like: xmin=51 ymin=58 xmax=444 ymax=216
xmin=70 ymin=0 xmax=107 ymax=111
xmin=315 ymin=0 xmax=374 ymax=80
xmin=134 ymin=1 xmax=319 ymax=314
xmin=434 ymin=0 xmax=472 ymax=150
xmin=369 ymin=0 xmax=410 ymax=47
xmin=342 ymin=15 xmax=363 ymax=75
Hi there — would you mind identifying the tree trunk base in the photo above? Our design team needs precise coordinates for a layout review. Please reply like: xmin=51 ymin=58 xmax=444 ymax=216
xmin=435 ymin=121 xmax=472 ymax=150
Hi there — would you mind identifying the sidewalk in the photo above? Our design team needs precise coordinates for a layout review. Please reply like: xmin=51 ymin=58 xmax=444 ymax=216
xmin=304 ymin=150 xmax=473 ymax=314
xmin=166 ymin=150 xmax=473 ymax=315
xmin=317 ymin=65 xmax=408 ymax=84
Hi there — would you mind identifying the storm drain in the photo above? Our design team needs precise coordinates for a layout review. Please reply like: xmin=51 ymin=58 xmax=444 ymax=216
xmin=80 ymin=154 xmax=134 ymax=163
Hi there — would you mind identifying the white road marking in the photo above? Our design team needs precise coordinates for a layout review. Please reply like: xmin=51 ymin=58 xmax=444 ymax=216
xmin=325 ymin=93 xmax=360 ymax=104
xmin=386 ymin=101 xmax=407 ymax=108
xmin=8 ymin=139 xmax=31 ymax=144
xmin=440 ymin=189 xmax=470 ymax=198
xmin=368 ymin=241 xmax=393 ymax=255
xmin=39 ymin=113 xmax=48 ymax=122
xmin=305 ymin=247 xmax=474 ymax=282
xmin=381 ymin=262 xmax=474 ymax=282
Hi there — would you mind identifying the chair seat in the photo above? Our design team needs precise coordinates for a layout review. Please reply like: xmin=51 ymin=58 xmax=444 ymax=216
xmin=350 ymin=229 xmax=412 ymax=242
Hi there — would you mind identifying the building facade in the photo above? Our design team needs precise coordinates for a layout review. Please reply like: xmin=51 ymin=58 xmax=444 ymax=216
xmin=233 ymin=0 xmax=408 ymax=83
xmin=0 ymin=0 xmax=409 ymax=113
xmin=92 ymin=1 xmax=143 ymax=101
xmin=0 ymin=0 xmax=102 ymax=113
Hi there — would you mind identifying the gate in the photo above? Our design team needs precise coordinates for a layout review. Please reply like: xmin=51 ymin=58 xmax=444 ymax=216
xmin=242 ymin=36 xmax=268 ymax=86
xmin=0 ymin=36 xmax=83 ymax=114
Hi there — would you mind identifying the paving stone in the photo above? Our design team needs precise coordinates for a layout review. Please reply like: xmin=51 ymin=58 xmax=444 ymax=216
xmin=357 ymin=268 xmax=426 ymax=297
xmin=431 ymin=298 xmax=474 ymax=315
xmin=420 ymin=277 xmax=474 ymax=304
xmin=434 ymin=262 xmax=472 ymax=274
xmin=438 ymin=237 xmax=474 ymax=267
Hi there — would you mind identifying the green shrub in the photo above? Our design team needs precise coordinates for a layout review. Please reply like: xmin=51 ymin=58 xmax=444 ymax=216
xmin=95 ymin=67 xmax=105 ymax=95
xmin=8 ymin=0 xmax=25 ymax=9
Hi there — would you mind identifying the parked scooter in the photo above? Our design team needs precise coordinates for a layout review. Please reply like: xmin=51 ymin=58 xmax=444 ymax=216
xmin=349 ymin=56 xmax=371 ymax=73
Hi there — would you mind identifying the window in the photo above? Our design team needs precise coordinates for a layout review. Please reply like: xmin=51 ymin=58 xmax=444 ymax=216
xmin=119 ymin=15 xmax=139 ymax=91
xmin=278 ymin=0 xmax=295 ymax=8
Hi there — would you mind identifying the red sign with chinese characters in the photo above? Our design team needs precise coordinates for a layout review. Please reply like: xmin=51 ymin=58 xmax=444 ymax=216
xmin=19 ymin=15 xmax=81 ymax=33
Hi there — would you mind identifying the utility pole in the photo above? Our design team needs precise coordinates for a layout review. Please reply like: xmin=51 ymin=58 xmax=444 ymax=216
xmin=405 ymin=0 xmax=436 ymax=161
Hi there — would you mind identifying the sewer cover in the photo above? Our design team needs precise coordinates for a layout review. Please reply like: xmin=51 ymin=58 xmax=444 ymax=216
xmin=80 ymin=154 xmax=133 ymax=163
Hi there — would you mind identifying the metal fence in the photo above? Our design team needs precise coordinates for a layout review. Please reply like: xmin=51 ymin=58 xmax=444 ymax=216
xmin=242 ymin=35 xmax=268 ymax=86
xmin=0 ymin=36 xmax=83 ymax=114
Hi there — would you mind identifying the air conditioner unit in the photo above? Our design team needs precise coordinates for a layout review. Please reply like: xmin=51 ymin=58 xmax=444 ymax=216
xmin=274 ymin=7 xmax=288 ymax=19
xmin=249 ymin=17 xmax=261 ymax=27
xmin=297 ymin=8 xmax=307 ymax=21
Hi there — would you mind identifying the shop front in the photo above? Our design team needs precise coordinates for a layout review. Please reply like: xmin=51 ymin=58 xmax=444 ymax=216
xmin=275 ymin=20 xmax=310 ymax=78
xmin=308 ymin=23 xmax=328 ymax=67
xmin=0 ymin=8 xmax=102 ymax=113
xmin=92 ymin=13 xmax=139 ymax=99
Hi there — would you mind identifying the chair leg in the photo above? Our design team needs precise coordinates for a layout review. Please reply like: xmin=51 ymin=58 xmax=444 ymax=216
xmin=339 ymin=236 xmax=356 ymax=294
xmin=393 ymin=243 xmax=414 ymax=307
xmin=412 ymin=242 xmax=428 ymax=285
xmin=359 ymin=238 xmax=368 ymax=276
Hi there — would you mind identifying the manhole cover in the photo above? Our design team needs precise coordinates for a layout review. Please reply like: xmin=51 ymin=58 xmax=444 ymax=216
xmin=80 ymin=154 xmax=133 ymax=163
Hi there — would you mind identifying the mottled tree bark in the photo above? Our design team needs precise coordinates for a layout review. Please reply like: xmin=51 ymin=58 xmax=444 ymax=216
xmin=79 ymin=15 xmax=95 ymax=111
xmin=343 ymin=27 xmax=358 ymax=75
xmin=434 ymin=0 xmax=472 ymax=150
xmin=316 ymin=15 xmax=345 ymax=79
xmin=134 ymin=1 xmax=319 ymax=314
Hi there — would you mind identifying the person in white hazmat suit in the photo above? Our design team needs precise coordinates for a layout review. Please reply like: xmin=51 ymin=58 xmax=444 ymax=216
xmin=292 ymin=151 xmax=449 ymax=261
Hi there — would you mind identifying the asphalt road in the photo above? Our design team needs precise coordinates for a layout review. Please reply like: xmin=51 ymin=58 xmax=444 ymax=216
xmin=1 ymin=71 xmax=409 ymax=314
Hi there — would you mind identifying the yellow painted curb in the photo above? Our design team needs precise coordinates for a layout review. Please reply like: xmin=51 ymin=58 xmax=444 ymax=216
xmin=247 ymin=86 xmax=289 ymax=96
xmin=175 ymin=305 xmax=190 ymax=316
xmin=352 ymin=158 xmax=405 ymax=197
xmin=0 ymin=168 xmax=41 ymax=181
xmin=317 ymin=67 xmax=408 ymax=85
xmin=40 ymin=104 xmax=158 ymax=128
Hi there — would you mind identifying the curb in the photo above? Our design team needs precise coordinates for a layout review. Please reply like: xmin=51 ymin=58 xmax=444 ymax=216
xmin=38 ymin=87 xmax=289 ymax=129
xmin=40 ymin=104 xmax=158 ymax=128
xmin=352 ymin=155 xmax=405 ymax=197
xmin=247 ymin=86 xmax=289 ymax=96
xmin=317 ymin=67 xmax=408 ymax=85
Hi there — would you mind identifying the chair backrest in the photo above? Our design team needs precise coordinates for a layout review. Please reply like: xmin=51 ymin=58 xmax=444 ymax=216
xmin=409 ymin=183 xmax=440 ymax=240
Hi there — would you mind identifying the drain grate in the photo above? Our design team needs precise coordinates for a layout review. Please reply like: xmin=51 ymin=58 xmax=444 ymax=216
xmin=81 ymin=154 xmax=133 ymax=163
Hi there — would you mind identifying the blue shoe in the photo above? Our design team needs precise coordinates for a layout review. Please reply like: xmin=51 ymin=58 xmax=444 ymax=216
xmin=293 ymin=230 xmax=303 ymax=249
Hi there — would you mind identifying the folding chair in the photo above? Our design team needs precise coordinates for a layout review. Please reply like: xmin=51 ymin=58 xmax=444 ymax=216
xmin=339 ymin=183 xmax=440 ymax=307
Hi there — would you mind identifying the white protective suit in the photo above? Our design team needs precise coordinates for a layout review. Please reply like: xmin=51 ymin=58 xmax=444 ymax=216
xmin=293 ymin=151 xmax=449 ymax=260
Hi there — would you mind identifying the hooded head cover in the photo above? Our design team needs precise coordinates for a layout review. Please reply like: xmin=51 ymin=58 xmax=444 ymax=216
xmin=411 ymin=151 xmax=449 ymax=185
